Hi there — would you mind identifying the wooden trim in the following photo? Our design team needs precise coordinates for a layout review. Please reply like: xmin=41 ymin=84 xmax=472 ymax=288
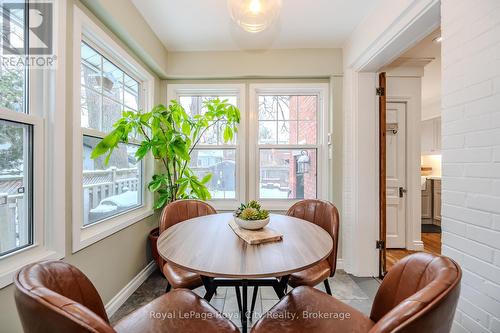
xmin=379 ymin=72 xmax=387 ymax=278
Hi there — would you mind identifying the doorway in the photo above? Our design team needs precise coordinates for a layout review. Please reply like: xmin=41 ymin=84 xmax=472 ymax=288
xmin=380 ymin=28 xmax=443 ymax=275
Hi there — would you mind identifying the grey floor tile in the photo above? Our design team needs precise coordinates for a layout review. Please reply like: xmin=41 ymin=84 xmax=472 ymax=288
xmin=345 ymin=299 xmax=373 ymax=316
xmin=110 ymin=268 xmax=378 ymax=328
xmin=261 ymin=299 xmax=279 ymax=313
xmin=350 ymin=276 xmax=381 ymax=300
xmin=259 ymin=286 xmax=280 ymax=300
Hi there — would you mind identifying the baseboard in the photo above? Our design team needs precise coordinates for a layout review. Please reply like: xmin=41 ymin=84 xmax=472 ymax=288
xmin=336 ymin=259 xmax=344 ymax=270
xmin=411 ymin=240 xmax=425 ymax=251
xmin=105 ymin=261 xmax=156 ymax=317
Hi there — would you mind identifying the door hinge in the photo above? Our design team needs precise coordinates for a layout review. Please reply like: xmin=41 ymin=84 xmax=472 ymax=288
xmin=399 ymin=187 xmax=407 ymax=198
xmin=376 ymin=87 xmax=385 ymax=96
xmin=376 ymin=240 xmax=385 ymax=249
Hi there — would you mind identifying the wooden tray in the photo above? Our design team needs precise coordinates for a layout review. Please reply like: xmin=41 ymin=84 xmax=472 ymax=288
xmin=228 ymin=219 xmax=283 ymax=245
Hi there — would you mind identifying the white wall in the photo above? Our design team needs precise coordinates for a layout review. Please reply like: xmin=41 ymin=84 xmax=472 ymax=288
xmin=422 ymin=57 xmax=442 ymax=120
xmin=440 ymin=1 xmax=500 ymax=332
xmin=166 ymin=48 xmax=343 ymax=79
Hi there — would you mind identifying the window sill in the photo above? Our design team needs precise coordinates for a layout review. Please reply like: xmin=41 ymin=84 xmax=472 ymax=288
xmin=72 ymin=207 xmax=154 ymax=253
xmin=0 ymin=247 xmax=64 ymax=289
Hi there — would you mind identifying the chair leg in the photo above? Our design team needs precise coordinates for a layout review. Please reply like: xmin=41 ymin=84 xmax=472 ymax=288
xmin=235 ymin=286 xmax=242 ymax=314
xmin=323 ymin=279 xmax=332 ymax=295
xmin=165 ymin=282 xmax=172 ymax=293
xmin=250 ymin=286 xmax=258 ymax=320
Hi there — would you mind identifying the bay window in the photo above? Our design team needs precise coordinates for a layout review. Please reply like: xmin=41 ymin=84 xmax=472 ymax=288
xmin=168 ymin=83 xmax=328 ymax=211
xmin=80 ymin=41 xmax=143 ymax=227
xmin=72 ymin=6 xmax=154 ymax=252
xmin=0 ymin=0 xmax=66 ymax=288
xmin=168 ymin=85 xmax=246 ymax=209
xmin=250 ymin=84 xmax=328 ymax=209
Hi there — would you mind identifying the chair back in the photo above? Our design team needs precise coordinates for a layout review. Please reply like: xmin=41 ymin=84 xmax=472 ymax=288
xmin=14 ymin=260 xmax=115 ymax=333
xmin=158 ymin=199 xmax=217 ymax=268
xmin=159 ymin=199 xmax=217 ymax=233
xmin=286 ymin=199 xmax=340 ymax=276
xmin=369 ymin=252 xmax=461 ymax=333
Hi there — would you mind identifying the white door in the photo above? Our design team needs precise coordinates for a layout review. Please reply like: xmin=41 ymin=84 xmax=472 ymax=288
xmin=386 ymin=102 xmax=406 ymax=248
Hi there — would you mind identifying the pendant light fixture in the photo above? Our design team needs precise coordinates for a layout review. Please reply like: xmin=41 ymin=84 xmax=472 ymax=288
xmin=227 ymin=0 xmax=282 ymax=33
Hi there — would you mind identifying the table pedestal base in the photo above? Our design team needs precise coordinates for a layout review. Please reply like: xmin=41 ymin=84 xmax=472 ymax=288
xmin=200 ymin=276 xmax=290 ymax=333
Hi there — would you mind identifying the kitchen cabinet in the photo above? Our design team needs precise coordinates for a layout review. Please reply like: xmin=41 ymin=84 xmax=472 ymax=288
xmin=433 ymin=179 xmax=441 ymax=224
xmin=421 ymin=179 xmax=432 ymax=219
xmin=421 ymin=117 xmax=441 ymax=154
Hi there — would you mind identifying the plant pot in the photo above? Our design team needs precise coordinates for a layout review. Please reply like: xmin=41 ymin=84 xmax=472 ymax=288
xmin=148 ymin=227 xmax=161 ymax=267
xmin=234 ymin=216 xmax=270 ymax=230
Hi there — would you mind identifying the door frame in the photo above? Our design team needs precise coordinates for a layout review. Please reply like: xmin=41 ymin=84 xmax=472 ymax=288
xmin=341 ymin=0 xmax=439 ymax=277
xmin=378 ymin=72 xmax=387 ymax=277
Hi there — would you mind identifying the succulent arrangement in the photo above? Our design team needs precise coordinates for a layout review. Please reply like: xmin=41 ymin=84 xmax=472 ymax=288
xmin=234 ymin=200 xmax=270 ymax=221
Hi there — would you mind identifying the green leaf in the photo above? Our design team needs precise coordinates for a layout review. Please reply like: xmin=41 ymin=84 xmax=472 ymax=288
xmin=201 ymin=173 xmax=212 ymax=184
xmin=176 ymin=182 xmax=188 ymax=196
xmin=135 ymin=141 xmax=151 ymax=160
xmin=223 ymin=126 xmax=233 ymax=142
xmin=154 ymin=194 xmax=170 ymax=209
xmin=148 ymin=180 xmax=162 ymax=192
xmin=181 ymin=122 xmax=191 ymax=136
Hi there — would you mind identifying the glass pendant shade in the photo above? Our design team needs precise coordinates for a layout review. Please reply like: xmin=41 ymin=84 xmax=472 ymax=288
xmin=227 ymin=0 xmax=282 ymax=33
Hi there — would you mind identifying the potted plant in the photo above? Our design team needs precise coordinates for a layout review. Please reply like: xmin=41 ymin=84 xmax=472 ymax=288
xmin=233 ymin=200 xmax=270 ymax=230
xmin=91 ymin=98 xmax=240 ymax=266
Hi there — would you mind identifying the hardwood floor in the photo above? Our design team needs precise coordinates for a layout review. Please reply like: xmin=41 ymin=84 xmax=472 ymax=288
xmin=386 ymin=232 xmax=441 ymax=270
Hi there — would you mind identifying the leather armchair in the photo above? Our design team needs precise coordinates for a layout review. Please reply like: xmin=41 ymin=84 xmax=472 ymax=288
xmin=286 ymin=199 xmax=340 ymax=295
xmin=159 ymin=199 xmax=217 ymax=292
xmin=251 ymin=252 xmax=461 ymax=333
xmin=14 ymin=260 xmax=239 ymax=333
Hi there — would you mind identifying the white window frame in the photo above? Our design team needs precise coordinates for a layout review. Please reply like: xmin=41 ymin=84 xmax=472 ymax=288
xmin=167 ymin=84 xmax=246 ymax=211
xmin=0 ymin=0 xmax=66 ymax=288
xmin=72 ymin=6 xmax=154 ymax=252
xmin=249 ymin=83 xmax=329 ymax=210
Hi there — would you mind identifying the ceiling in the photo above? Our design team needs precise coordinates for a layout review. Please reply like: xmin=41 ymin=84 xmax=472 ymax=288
xmin=131 ymin=0 xmax=380 ymax=51
xmin=384 ymin=28 xmax=441 ymax=69
xmin=400 ymin=28 xmax=441 ymax=59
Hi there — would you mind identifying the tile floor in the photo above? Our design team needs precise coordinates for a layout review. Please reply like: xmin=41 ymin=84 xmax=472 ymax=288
xmin=110 ymin=269 xmax=381 ymax=330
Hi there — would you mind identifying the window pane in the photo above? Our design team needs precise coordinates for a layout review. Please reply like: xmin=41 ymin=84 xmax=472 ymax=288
xmin=80 ymin=42 xmax=140 ymax=132
xmin=259 ymin=149 xmax=316 ymax=199
xmin=82 ymin=136 xmax=142 ymax=226
xmin=102 ymin=59 xmax=124 ymax=101
xmin=298 ymin=121 xmax=317 ymax=144
xmin=0 ymin=4 xmax=26 ymax=113
xmin=81 ymin=86 xmax=102 ymax=129
xmin=295 ymin=96 xmax=317 ymax=120
xmin=124 ymin=75 xmax=139 ymax=110
xmin=0 ymin=120 xmax=32 ymax=256
xmin=81 ymin=43 xmax=102 ymax=91
xmin=258 ymin=95 xmax=318 ymax=145
xmin=189 ymin=149 xmax=236 ymax=199
xmin=278 ymin=121 xmax=297 ymax=144
xmin=259 ymin=121 xmax=277 ymax=144
xmin=258 ymin=96 xmax=278 ymax=120
xmin=102 ymin=97 xmax=123 ymax=134
xmin=179 ymin=95 xmax=238 ymax=145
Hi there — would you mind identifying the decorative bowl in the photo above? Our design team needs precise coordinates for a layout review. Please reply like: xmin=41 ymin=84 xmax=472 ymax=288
xmin=234 ymin=216 xmax=270 ymax=230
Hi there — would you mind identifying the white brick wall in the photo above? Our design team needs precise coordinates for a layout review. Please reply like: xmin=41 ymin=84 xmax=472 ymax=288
xmin=441 ymin=1 xmax=500 ymax=332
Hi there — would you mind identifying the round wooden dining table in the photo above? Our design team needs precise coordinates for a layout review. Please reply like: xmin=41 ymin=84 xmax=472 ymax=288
xmin=157 ymin=212 xmax=333 ymax=333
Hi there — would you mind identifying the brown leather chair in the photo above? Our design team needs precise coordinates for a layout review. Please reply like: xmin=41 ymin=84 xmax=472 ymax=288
xmin=14 ymin=260 xmax=239 ymax=333
xmin=251 ymin=252 xmax=461 ymax=333
xmin=159 ymin=199 xmax=217 ymax=292
xmin=249 ymin=199 xmax=339 ymax=316
xmin=286 ymin=199 xmax=340 ymax=295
